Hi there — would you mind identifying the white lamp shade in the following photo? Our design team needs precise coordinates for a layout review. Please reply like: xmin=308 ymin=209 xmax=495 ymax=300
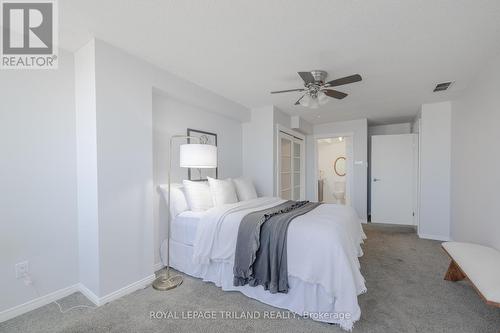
xmin=179 ymin=144 xmax=217 ymax=168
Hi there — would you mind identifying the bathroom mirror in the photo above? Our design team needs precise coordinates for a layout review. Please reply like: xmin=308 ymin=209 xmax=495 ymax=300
xmin=334 ymin=157 xmax=346 ymax=176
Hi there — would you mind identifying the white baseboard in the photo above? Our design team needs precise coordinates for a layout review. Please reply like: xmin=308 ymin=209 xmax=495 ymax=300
xmin=153 ymin=262 xmax=163 ymax=272
xmin=418 ymin=233 xmax=451 ymax=242
xmin=97 ymin=274 xmax=155 ymax=306
xmin=0 ymin=284 xmax=79 ymax=323
xmin=77 ymin=283 xmax=100 ymax=306
xmin=0 ymin=274 xmax=156 ymax=323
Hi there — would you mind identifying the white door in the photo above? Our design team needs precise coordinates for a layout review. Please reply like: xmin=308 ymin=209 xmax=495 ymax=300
xmin=292 ymin=140 xmax=304 ymax=200
xmin=278 ymin=131 xmax=305 ymax=200
xmin=371 ymin=134 xmax=416 ymax=225
xmin=279 ymin=133 xmax=293 ymax=200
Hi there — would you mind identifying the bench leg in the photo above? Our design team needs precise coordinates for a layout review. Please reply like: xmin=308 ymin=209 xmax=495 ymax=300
xmin=444 ymin=260 xmax=466 ymax=281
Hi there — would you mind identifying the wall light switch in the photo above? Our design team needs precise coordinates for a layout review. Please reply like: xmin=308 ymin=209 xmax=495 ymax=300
xmin=15 ymin=261 xmax=29 ymax=279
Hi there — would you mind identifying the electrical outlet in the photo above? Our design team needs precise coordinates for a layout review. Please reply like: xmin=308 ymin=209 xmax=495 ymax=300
xmin=15 ymin=261 xmax=29 ymax=279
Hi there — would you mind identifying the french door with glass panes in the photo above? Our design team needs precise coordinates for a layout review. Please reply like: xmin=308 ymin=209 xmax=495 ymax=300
xmin=278 ymin=131 xmax=305 ymax=200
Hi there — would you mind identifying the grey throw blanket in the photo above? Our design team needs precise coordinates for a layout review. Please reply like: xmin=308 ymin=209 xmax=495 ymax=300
xmin=233 ymin=200 xmax=321 ymax=293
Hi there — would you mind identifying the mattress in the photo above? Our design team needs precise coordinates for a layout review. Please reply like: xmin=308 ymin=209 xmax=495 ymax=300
xmin=170 ymin=211 xmax=204 ymax=246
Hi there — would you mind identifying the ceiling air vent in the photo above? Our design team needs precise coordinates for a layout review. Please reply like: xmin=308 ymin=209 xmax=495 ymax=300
xmin=433 ymin=81 xmax=454 ymax=92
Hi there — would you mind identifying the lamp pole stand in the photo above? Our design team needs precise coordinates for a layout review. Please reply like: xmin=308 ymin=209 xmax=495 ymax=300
xmin=153 ymin=135 xmax=200 ymax=291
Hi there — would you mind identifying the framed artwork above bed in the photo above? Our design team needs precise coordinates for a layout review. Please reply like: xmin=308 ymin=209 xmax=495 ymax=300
xmin=187 ymin=128 xmax=218 ymax=181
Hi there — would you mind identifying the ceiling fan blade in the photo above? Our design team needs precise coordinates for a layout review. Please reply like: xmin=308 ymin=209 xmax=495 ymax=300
xmin=325 ymin=74 xmax=362 ymax=87
xmin=270 ymin=88 xmax=305 ymax=94
xmin=298 ymin=72 xmax=315 ymax=84
xmin=294 ymin=95 xmax=305 ymax=105
xmin=323 ymin=89 xmax=348 ymax=99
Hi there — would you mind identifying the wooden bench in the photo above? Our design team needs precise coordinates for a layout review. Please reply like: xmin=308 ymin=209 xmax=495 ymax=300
xmin=442 ymin=242 xmax=500 ymax=307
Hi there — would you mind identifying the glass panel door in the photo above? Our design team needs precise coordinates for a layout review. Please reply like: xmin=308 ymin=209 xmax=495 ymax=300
xmin=280 ymin=136 xmax=292 ymax=200
xmin=292 ymin=142 xmax=301 ymax=200
xmin=278 ymin=131 xmax=304 ymax=201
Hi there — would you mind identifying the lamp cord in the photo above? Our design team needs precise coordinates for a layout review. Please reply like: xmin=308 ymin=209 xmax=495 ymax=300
xmin=23 ymin=273 xmax=96 ymax=314
xmin=54 ymin=300 xmax=96 ymax=314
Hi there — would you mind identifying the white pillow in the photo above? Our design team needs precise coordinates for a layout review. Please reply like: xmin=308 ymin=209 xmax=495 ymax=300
xmin=182 ymin=180 xmax=214 ymax=212
xmin=233 ymin=178 xmax=258 ymax=201
xmin=158 ymin=184 xmax=189 ymax=219
xmin=207 ymin=177 xmax=239 ymax=206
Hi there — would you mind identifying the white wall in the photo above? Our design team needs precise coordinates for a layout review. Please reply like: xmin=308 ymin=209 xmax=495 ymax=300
xmin=91 ymin=39 xmax=249 ymax=297
xmin=74 ymin=39 xmax=156 ymax=298
xmin=273 ymin=108 xmax=294 ymax=195
xmin=75 ymin=40 xmax=100 ymax=294
xmin=93 ymin=39 xmax=157 ymax=297
xmin=411 ymin=116 xmax=421 ymax=134
xmin=242 ymin=107 xmax=314 ymax=199
xmin=242 ymin=106 xmax=275 ymax=196
xmin=0 ymin=37 xmax=249 ymax=317
xmin=451 ymin=55 xmax=500 ymax=250
xmin=291 ymin=115 xmax=313 ymax=135
xmin=307 ymin=119 xmax=368 ymax=220
xmin=0 ymin=51 xmax=78 ymax=312
xmin=152 ymin=93 xmax=243 ymax=265
xmin=317 ymin=140 xmax=346 ymax=203
xmin=368 ymin=123 xmax=411 ymax=136
xmin=418 ymin=102 xmax=451 ymax=240
xmin=0 ymin=35 xmax=250 ymax=316
xmin=367 ymin=123 xmax=412 ymax=214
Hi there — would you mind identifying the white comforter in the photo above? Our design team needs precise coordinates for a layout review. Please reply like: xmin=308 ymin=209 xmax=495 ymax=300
xmin=192 ymin=197 xmax=366 ymax=330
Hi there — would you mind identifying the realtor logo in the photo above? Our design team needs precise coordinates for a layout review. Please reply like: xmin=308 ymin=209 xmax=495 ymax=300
xmin=1 ymin=0 xmax=58 ymax=69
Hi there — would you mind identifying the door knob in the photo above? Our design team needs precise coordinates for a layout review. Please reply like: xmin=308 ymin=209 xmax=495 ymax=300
xmin=373 ymin=178 xmax=381 ymax=182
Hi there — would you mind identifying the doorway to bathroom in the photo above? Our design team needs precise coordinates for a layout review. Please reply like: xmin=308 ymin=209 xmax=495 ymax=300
xmin=316 ymin=136 xmax=353 ymax=205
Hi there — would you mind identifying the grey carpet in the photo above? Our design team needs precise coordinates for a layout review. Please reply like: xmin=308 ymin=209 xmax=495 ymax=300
xmin=1 ymin=224 xmax=499 ymax=333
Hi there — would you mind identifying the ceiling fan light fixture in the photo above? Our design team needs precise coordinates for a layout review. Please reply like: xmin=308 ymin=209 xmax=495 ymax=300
xmin=271 ymin=70 xmax=362 ymax=108
xmin=309 ymin=96 xmax=319 ymax=109
xmin=299 ymin=91 xmax=327 ymax=109
xmin=318 ymin=90 xmax=329 ymax=105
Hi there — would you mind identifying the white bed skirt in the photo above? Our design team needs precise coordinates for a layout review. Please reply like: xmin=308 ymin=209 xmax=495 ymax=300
xmin=168 ymin=240 xmax=362 ymax=331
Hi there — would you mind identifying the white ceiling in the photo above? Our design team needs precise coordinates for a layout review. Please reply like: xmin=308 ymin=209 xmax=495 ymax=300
xmin=60 ymin=0 xmax=500 ymax=125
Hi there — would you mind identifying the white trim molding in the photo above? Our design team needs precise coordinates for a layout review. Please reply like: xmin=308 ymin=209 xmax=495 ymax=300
xmin=96 ymin=274 xmax=155 ymax=306
xmin=153 ymin=262 xmax=163 ymax=272
xmin=418 ymin=233 xmax=451 ymax=242
xmin=0 ymin=274 xmax=156 ymax=323
xmin=275 ymin=125 xmax=306 ymax=200
xmin=77 ymin=283 xmax=101 ymax=306
xmin=0 ymin=284 xmax=79 ymax=323
xmin=80 ymin=274 xmax=156 ymax=307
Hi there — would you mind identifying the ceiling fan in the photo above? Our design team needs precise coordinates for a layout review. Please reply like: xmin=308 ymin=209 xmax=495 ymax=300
xmin=270 ymin=70 xmax=362 ymax=108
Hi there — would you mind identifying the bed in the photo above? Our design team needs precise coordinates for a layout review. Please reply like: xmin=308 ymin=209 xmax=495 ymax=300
xmin=161 ymin=186 xmax=366 ymax=331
